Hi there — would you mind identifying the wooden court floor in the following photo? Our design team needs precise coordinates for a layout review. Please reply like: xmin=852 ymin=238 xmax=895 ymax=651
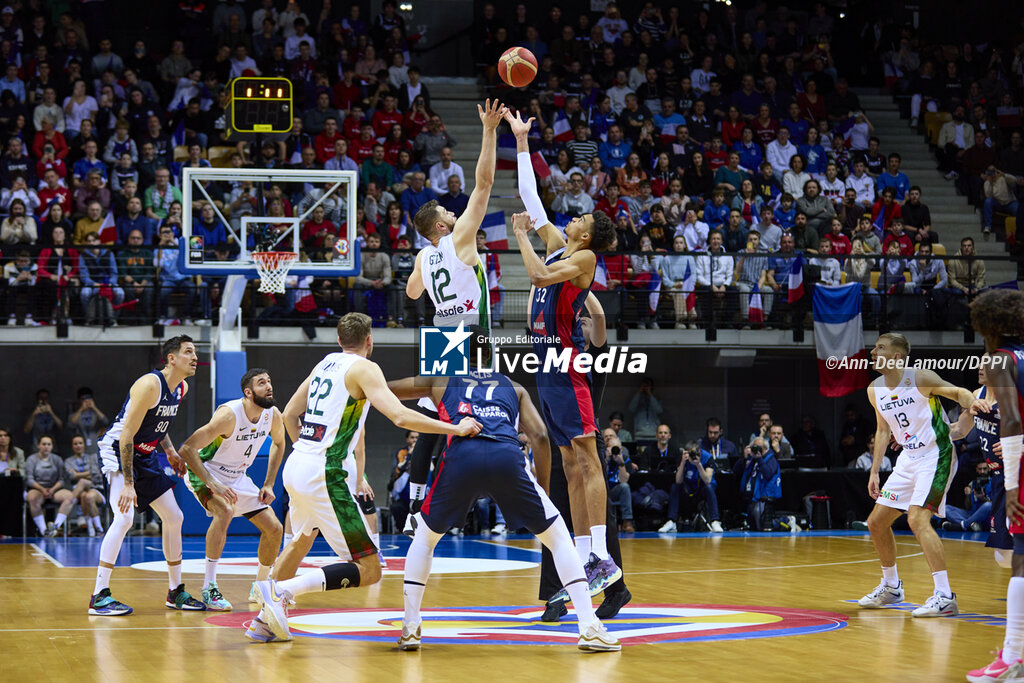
xmin=0 ymin=531 xmax=1009 ymax=682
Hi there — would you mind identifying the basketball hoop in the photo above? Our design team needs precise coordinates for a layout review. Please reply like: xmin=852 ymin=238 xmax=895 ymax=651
xmin=251 ymin=251 xmax=298 ymax=294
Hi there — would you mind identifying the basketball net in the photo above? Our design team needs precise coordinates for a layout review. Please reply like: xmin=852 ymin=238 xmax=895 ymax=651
xmin=251 ymin=251 xmax=298 ymax=294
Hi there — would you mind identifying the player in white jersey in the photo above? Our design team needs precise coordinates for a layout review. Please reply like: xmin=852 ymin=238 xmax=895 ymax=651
xmin=402 ymin=98 xmax=505 ymax=526
xmin=248 ymin=313 xmax=481 ymax=643
xmin=176 ymin=368 xmax=285 ymax=611
xmin=857 ymin=333 xmax=988 ymax=618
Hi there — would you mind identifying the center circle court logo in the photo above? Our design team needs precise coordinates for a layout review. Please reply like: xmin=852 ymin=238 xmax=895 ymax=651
xmin=208 ymin=604 xmax=847 ymax=645
xmin=131 ymin=556 xmax=536 ymax=577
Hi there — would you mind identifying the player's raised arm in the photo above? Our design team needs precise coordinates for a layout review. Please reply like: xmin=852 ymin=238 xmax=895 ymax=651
xmin=512 ymin=211 xmax=596 ymax=288
xmin=177 ymin=405 xmax=240 ymax=504
xmin=406 ymin=250 xmax=426 ymax=300
xmin=515 ymin=382 xmax=551 ymax=493
xmin=115 ymin=374 xmax=161 ymax=512
xmin=282 ymin=370 xmax=316 ymax=443
xmin=261 ymin=407 xmax=286 ymax=505
xmin=584 ymin=293 xmax=607 ymax=348
xmin=505 ymin=109 xmax=565 ymax=256
xmin=350 ymin=360 xmax=481 ymax=437
xmin=453 ymin=99 xmax=507 ymax=259
xmin=867 ymin=386 xmax=892 ymax=500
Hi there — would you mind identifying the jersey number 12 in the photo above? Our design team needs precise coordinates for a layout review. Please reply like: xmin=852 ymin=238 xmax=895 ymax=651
xmin=432 ymin=268 xmax=456 ymax=303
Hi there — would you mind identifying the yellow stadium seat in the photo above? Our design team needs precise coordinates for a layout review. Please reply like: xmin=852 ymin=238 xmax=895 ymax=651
xmin=925 ymin=111 xmax=952 ymax=146
xmin=869 ymin=270 xmax=911 ymax=290
xmin=207 ymin=146 xmax=237 ymax=168
xmin=1007 ymin=217 xmax=1017 ymax=240
xmin=840 ymin=271 xmax=847 ymax=284
xmin=172 ymin=145 xmax=189 ymax=162
xmin=913 ymin=242 xmax=946 ymax=255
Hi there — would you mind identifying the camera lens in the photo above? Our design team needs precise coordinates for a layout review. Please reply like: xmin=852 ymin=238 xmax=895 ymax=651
xmin=611 ymin=446 xmax=621 ymax=456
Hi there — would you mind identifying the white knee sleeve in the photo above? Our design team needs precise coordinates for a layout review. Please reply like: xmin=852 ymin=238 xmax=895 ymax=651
xmin=996 ymin=549 xmax=1014 ymax=569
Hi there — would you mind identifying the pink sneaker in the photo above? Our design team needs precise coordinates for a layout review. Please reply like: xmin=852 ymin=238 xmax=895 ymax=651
xmin=967 ymin=650 xmax=1024 ymax=682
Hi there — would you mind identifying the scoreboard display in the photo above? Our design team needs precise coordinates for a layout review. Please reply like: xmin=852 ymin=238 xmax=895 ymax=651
xmin=230 ymin=77 xmax=293 ymax=134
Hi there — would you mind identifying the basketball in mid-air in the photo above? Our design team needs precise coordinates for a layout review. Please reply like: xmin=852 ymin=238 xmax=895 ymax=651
xmin=498 ymin=47 xmax=538 ymax=88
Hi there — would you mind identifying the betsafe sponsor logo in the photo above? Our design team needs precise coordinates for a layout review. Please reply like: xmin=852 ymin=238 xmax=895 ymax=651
xmin=418 ymin=322 xmax=648 ymax=378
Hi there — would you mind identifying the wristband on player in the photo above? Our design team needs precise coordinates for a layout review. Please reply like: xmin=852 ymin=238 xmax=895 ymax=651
xmin=517 ymin=152 xmax=548 ymax=228
xmin=1001 ymin=434 xmax=1023 ymax=491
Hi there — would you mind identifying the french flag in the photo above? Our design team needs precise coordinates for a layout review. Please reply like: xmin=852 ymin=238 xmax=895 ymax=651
xmin=496 ymin=134 xmax=517 ymax=170
xmin=682 ymin=261 xmax=696 ymax=311
xmin=497 ymin=134 xmax=550 ymax=179
xmin=97 ymin=210 xmax=117 ymax=244
xmin=659 ymin=123 xmax=678 ymax=146
xmin=39 ymin=196 xmax=60 ymax=221
xmin=552 ymin=112 xmax=573 ymax=143
xmin=172 ymin=119 xmax=186 ymax=148
xmin=813 ymin=283 xmax=869 ymax=397
xmin=594 ymin=255 xmax=608 ymax=288
xmin=480 ymin=210 xmax=508 ymax=250
xmin=788 ymin=254 xmax=804 ymax=303
xmin=749 ymin=282 xmax=764 ymax=324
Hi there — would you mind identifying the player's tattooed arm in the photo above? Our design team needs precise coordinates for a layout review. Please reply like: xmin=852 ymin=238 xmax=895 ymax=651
xmin=119 ymin=441 xmax=134 ymax=486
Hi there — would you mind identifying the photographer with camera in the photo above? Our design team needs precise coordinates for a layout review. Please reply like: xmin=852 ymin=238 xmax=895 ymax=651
xmin=739 ymin=436 xmax=782 ymax=531
xmin=68 ymin=387 xmax=108 ymax=456
xmin=659 ymin=440 xmax=723 ymax=533
xmin=23 ymin=388 xmax=63 ymax=450
xmin=939 ymin=461 xmax=994 ymax=532
xmin=603 ymin=428 xmax=636 ymax=533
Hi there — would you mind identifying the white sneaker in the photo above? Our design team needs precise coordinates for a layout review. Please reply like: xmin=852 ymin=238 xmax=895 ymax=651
xmin=857 ymin=580 xmax=905 ymax=608
xmin=577 ymin=620 xmax=621 ymax=652
xmin=253 ymin=580 xmax=293 ymax=640
xmin=910 ymin=117 xmax=918 ymax=128
xmin=710 ymin=520 xmax=724 ymax=532
xmin=491 ymin=523 xmax=507 ymax=535
xmin=658 ymin=520 xmax=677 ymax=533
xmin=397 ymin=621 xmax=421 ymax=650
xmin=911 ymin=591 xmax=958 ymax=617
xmin=87 ymin=525 xmax=96 ymax=537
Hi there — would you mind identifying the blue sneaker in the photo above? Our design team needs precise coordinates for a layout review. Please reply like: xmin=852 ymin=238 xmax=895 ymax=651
xmin=585 ymin=554 xmax=623 ymax=596
xmin=166 ymin=584 xmax=207 ymax=610
xmin=88 ymin=588 xmax=133 ymax=616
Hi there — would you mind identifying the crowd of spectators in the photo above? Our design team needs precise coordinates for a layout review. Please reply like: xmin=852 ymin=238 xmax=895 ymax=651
xmin=888 ymin=16 xmax=1024 ymax=244
xmin=471 ymin=1 xmax=1008 ymax=330
xmin=1 ymin=386 xmax=108 ymax=537
xmin=0 ymin=0 xmax=505 ymax=329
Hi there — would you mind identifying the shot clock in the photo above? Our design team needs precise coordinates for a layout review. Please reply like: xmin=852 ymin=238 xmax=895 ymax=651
xmin=230 ymin=77 xmax=293 ymax=134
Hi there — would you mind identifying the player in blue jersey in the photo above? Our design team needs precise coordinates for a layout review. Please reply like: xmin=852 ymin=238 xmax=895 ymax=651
xmin=947 ymin=356 xmax=1012 ymax=556
xmin=967 ymin=291 xmax=1024 ymax=682
xmin=505 ymin=109 xmax=622 ymax=594
xmin=387 ymin=328 xmax=620 ymax=652
xmin=88 ymin=335 xmax=206 ymax=616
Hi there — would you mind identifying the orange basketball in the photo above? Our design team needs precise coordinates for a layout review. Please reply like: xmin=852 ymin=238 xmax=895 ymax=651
xmin=498 ymin=46 xmax=538 ymax=88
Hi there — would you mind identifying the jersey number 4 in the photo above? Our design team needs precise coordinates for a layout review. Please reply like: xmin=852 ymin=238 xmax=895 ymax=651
xmin=432 ymin=267 xmax=456 ymax=303
xmin=306 ymin=377 xmax=333 ymax=416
